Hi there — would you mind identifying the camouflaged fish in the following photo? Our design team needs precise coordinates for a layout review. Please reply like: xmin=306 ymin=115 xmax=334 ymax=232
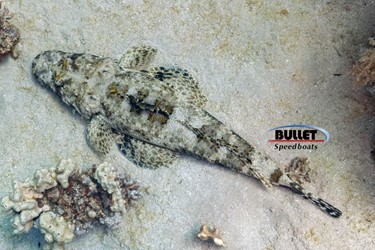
xmin=32 ymin=46 xmax=342 ymax=218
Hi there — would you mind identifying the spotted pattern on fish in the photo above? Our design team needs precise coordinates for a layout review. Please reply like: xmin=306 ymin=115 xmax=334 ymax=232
xmin=32 ymin=46 xmax=342 ymax=218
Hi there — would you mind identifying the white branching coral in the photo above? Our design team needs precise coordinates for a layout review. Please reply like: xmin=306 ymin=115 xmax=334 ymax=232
xmin=34 ymin=168 xmax=58 ymax=192
xmin=2 ymin=159 xmax=140 ymax=250
xmin=2 ymin=180 xmax=49 ymax=234
xmin=94 ymin=162 xmax=125 ymax=212
xmin=39 ymin=212 xmax=75 ymax=250
xmin=56 ymin=159 xmax=81 ymax=188
xmin=94 ymin=162 xmax=119 ymax=194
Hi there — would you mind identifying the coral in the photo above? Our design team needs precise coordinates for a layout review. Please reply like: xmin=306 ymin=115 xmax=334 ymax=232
xmin=2 ymin=160 xmax=140 ymax=250
xmin=197 ymin=224 xmax=225 ymax=247
xmin=55 ymin=159 xmax=81 ymax=188
xmin=93 ymin=162 xmax=140 ymax=213
xmin=2 ymin=180 xmax=50 ymax=234
xmin=93 ymin=162 xmax=120 ymax=194
xmin=39 ymin=212 xmax=75 ymax=250
xmin=352 ymin=38 xmax=375 ymax=87
xmin=0 ymin=2 xmax=19 ymax=58
xmin=34 ymin=168 xmax=58 ymax=192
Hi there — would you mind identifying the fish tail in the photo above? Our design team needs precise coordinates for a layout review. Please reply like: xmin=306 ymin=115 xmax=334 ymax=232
xmin=285 ymin=180 xmax=342 ymax=218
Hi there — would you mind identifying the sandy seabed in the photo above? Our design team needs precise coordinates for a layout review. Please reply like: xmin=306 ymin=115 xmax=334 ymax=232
xmin=0 ymin=1 xmax=374 ymax=249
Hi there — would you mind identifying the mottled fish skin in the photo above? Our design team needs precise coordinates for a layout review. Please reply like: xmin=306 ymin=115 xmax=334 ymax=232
xmin=32 ymin=49 xmax=342 ymax=218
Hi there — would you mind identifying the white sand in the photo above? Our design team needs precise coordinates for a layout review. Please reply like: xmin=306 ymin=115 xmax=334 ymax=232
xmin=0 ymin=1 xmax=374 ymax=249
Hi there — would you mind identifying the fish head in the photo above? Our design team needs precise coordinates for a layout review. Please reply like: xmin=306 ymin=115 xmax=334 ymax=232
xmin=32 ymin=51 xmax=112 ymax=119
xmin=32 ymin=51 xmax=85 ymax=90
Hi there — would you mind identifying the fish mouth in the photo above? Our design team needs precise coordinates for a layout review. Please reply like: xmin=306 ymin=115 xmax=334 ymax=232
xmin=32 ymin=53 xmax=46 ymax=82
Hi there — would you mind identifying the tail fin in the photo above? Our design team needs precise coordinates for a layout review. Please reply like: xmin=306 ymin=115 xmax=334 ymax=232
xmin=287 ymin=181 xmax=342 ymax=218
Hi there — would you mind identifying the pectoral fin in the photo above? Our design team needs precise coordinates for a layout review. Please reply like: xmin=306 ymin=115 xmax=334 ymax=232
xmin=119 ymin=135 xmax=178 ymax=169
xmin=87 ymin=115 xmax=120 ymax=155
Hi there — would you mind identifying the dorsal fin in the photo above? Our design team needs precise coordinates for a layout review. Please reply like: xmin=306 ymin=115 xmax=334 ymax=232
xmin=118 ymin=45 xmax=157 ymax=70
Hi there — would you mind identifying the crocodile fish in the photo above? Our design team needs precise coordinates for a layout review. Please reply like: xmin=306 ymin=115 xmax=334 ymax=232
xmin=32 ymin=46 xmax=342 ymax=218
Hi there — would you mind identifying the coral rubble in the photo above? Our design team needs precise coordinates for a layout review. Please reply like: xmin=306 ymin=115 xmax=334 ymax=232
xmin=2 ymin=159 xmax=140 ymax=250
xmin=0 ymin=2 xmax=19 ymax=58
xmin=197 ymin=224 xmax=225 ymax=247
xmin=352 ymin=37 xmax=375 ymax=95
